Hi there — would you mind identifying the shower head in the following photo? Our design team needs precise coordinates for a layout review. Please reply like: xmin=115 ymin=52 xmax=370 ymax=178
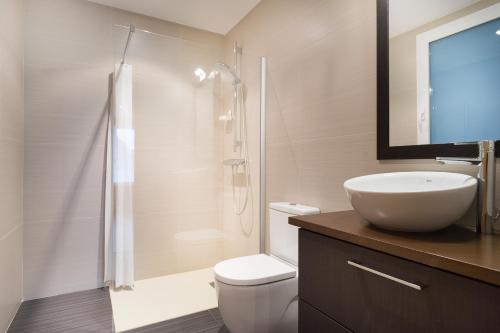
xmin=214 ymin=62 xmax=241 ymax=84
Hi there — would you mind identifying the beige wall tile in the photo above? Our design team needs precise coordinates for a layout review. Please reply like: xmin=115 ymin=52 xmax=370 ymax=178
xmin=224 ymin=0 xmax=378 ymax=252
xmin=24 ymin=144 xmax=62 ymax=194
xmin=25 ymin=0 xmax=113 ymax=46
xmin=279 ymin=82 xmax=376 ymax=141
xmin=24 ymin=191 xmax=66 ymax=224
xmin=0 ymin=40 xmax=24 ymax=124
xmin=23 ymin=0 xmax=113 ymax=299
xmin=0 ymin=0 xmax=23 ymax=329
xmin=0 ymin=139 xmax=23 ymax=235
xmin=23 ymin=219 xmax=104 ymax=300
xmin=0 ymin=0 xmax=24 ymax=53
xmin=0 ymin=227 xmax=23 ymax=331
xmin=23 ymin=258 xmax=105 ymax=301
xmin=267 ymin=142 xmax=300 ymax=203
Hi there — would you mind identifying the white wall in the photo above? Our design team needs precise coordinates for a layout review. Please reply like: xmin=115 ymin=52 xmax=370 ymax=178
xmin=0 ymin=0 xmax=24 ymax=330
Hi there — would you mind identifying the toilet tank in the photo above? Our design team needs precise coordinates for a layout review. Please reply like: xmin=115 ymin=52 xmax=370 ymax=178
xmin=269 ymin=202 xmax=320 ymax=266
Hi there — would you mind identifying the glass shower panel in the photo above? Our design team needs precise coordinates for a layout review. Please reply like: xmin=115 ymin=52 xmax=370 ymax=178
xmin=112 ymin=26 xmax=226 ymax=280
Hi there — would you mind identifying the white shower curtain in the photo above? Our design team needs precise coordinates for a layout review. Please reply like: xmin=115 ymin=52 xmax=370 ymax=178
xmin=104 ymin=63 xmax=135 ymax=289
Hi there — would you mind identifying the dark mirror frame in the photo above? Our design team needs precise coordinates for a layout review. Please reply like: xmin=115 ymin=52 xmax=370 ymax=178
xmin=376 ymin=0 xmax=500 ymax=160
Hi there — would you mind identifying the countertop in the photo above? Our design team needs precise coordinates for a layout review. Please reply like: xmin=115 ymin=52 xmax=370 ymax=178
xmin=289 ymin=210 xmax=500 ymax=287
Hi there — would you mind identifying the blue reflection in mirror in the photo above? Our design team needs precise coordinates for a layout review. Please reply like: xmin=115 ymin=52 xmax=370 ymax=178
xmin=430 ymin=17 xmax=500 ymax=144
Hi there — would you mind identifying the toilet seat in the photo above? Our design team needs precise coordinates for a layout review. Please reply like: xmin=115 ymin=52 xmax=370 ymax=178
xmin=214 ymin=254 xmax=296 ymax=286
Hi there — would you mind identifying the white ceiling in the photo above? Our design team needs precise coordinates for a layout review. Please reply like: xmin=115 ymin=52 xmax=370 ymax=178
xmin=389 ymin=0 xmax=481 ymax=38
xmin=88 ymin=0 xmax=261 ymax=35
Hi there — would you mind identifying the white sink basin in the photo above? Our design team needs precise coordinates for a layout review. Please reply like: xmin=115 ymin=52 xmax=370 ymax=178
xmin=344 ymin=172 xmax=477 ymax=232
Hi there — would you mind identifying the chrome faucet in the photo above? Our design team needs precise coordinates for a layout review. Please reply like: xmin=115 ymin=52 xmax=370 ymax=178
xmin=437 ymin=140 xmax=499 ymax=234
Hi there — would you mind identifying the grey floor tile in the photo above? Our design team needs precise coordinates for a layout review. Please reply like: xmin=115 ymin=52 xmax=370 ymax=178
xmin=125 ymin=309 xmax=228 ymax=333
xmin=199 ymin=325 xmax=230 ymax=333
xmin=8 ymin=288 xmax=227 ymax=333
xmin=207 ymin=309 xmax=222 ymax=323
xmin=8 ymin=288 xmax=113 ymax=333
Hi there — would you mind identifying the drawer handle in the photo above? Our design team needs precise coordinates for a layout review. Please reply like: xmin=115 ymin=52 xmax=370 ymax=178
xmin=347 ymin=260 xmax=423 ymax=291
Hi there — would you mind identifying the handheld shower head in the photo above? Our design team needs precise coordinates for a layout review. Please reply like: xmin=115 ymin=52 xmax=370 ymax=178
xmin=214 ymin=62 xmax=241 ymax=84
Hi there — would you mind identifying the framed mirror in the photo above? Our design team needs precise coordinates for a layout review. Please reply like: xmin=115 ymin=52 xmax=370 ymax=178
xmin=377 ymin=0 xmax=500 ymax=159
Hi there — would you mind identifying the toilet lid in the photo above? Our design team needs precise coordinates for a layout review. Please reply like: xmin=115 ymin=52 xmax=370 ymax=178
xmin=214 ymin=254 xmax=296 ymax=286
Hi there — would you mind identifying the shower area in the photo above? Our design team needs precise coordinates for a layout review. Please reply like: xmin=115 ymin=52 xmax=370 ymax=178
xmin=107 ymin=24 xmax=266 ymax=331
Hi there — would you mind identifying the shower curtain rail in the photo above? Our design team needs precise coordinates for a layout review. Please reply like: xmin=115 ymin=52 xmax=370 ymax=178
xmin=120 ymin=24 xmax=135 ymax=65
xmin=113 ymin=24 xmax=220 ymax=50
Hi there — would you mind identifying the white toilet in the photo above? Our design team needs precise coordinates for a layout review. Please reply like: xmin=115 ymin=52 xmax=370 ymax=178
xmin=214 ymin=202 xmax=320 ymax=333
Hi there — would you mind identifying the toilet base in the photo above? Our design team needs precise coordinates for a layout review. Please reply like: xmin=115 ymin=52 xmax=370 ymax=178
xmin=215 ymin=277 xmax=298 ymax=333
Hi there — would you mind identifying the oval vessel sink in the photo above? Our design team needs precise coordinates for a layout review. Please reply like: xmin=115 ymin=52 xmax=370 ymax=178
xmin=344 ymin=172 xmax=477 ymax=232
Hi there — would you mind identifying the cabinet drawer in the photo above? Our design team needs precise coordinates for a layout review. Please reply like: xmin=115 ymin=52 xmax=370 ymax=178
xmin=299 ymin=299 xmax=350 ymax=333
xmin=299 ymin=229 xmax=500 ymax=333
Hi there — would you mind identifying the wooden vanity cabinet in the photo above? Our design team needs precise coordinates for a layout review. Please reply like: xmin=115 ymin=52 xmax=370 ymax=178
xmin=298 ymin=229 xmax=500 ymax=333
xmin=299 ymin=299 xmax=351 ymax=333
